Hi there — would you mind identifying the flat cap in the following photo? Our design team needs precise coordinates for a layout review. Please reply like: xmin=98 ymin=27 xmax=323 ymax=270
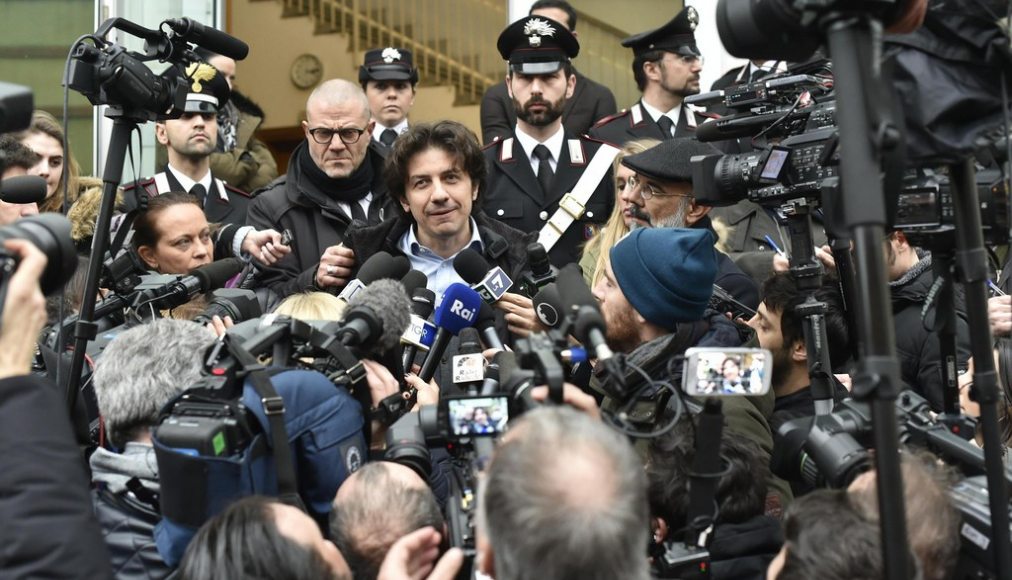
xmin=621 ymin=137 xmax=721 ymax=184
xmin=359 ymin=47 xmax=419 ymax=84
xmin=497 ymin=15 xmax=579 ymax=75
xmin=622 ymin=6 xmax=700 ymax=57
xmin=163 ymin=61 xmax=230 ymax=113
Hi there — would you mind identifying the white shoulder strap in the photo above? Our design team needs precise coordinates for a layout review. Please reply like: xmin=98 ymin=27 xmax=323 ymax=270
xmin=153 ymin=172 xmax=171 ymax=194
xmin=537 ymin=143 xmax=620 ymax=252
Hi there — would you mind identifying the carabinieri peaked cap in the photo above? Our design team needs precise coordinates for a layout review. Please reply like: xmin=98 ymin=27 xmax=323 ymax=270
xmin=497 ymin=15 xmax=580 ymax=75
xmin=622 ymin=5 xmax=701 ymax=57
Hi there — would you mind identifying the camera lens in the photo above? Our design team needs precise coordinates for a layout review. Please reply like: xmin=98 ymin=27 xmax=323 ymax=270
xmin=0 ymin=214 xmax=77 ymax=295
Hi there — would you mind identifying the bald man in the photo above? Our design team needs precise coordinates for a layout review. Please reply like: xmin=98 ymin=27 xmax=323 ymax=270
xmin=330 ymin=462 xmax=444 ymax=580
xmin=247 ymin=79 xmax=397 ymax=298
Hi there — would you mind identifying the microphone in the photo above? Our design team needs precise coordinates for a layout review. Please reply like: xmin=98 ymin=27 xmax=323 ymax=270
xmin=338 ymin=251 xmax=411 ymax=304
xmin=164 ymin=17 xmax=250 ymax=60
xmin=476 ymin=302 xmax=504 ymax=351
xmin=332 ymin=278 xmax=411 ymax=354
xmin=135 ymin=258 xmax=244 ymax=311
xmin=401 ymin=288 xmax=437 ymax=369
xmin=453 ymin=248 xmax=513 ymax=304
xmin=0 ymin=175 xmax=46 ymax=204
xmin=533 ymin=283 xmax=564 ymax=329
xmin=479 ymin=358 xmax=501 ymax=396
xmin=556 ymin=263 xmax=614 ymax=363
xmin=452 ymin=327 xmax=485 ymax=394
xmin=417 ymin=283 xmax=482 ymax=383
xmin=400 ymin=270 xmax=428 ymax=296
xmin=520 ymin=243 xmax=556 ymax=298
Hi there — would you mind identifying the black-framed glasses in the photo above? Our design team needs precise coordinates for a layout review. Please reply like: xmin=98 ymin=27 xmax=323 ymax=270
xmin=626 ymin=175 xmax=692 ymax=201
xmin=308 ymin=126 xmax=367 ymax=145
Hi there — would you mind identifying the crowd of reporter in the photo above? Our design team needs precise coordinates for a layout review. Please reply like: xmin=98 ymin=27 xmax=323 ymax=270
xmin=3 ymin=1 xmax=1012 ymax=579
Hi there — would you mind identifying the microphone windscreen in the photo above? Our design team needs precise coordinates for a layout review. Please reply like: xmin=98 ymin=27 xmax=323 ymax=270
xmin=401 ymin=270 xmax=428 ymax=296
xmin=357 ymin=251 xmax=411 ymax=284
xmin=476 ymin=301 xmax=497 ymax=330
xmin=192 ymin=258 xmax=244 ymax=292
xmin=0 ymin=175 xmax=47 ymax=204
xmin=452 ymin=248 xmax=490 ymax=284
xmin=527 ymin=242 xmax=551 ymax=277
xmin=410 ymin=288 xmax=436 ymax=318
xmin=533 ymin=283 xmax=564 ymax=328
xmin=434 ymin=282 xmax=482 ymax=334
xmin=555 ymin=263 xmax=596 ymax=311
xmin=346 ymin=278 xmax=412 ymax=353
xmin=458 ymin=327 xmax=482 ymax=354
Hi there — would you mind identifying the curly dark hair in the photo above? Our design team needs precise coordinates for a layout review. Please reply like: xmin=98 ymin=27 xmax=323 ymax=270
xmin=0 ymin=134 xmax=40 ymax=175
xmin=383 ymin=120 xmax=487 ymax=221
xmin=759 ymin=271 xmax=851 ymax=370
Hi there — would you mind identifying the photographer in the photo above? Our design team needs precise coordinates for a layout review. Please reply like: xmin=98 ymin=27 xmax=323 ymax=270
xmin=0 ymin=134 xmax=42 ymax=222
xmin=476 ymin=406 xmax=651 ymax=580
xmin=0 ymin=238 xmax=112 ymax=578
xmin=589 ymin=227 xmax=790 ymax=507
xmin=330 ymin=461 xmax=444 ymax=580
xmin=647 ymin=418 xmax=782 ymax=579
xmin=90 ymin=319 xmax=218 ymax=578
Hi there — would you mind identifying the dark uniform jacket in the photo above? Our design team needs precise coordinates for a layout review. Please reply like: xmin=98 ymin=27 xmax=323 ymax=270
xmin=246 ymin=142 xmax=395 ymax=298
xmin=482 ymin=131 xmax=614 ymax=268
xmin=480 ymin=69 xmax=617 ymax=144
xmin=120 ymin=166 xmax=252 ymax=227
xmin=588 ymin=99 xmax=699 ymax=146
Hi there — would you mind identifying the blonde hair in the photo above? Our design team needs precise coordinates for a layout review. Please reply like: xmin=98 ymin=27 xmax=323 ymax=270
xmin=17 ymin=110 xmax=82 ymax=213
xmin=581 ymin=138 xmax=661 ymax=288
xmin=274 ymin=292 xmax=347 ymax=321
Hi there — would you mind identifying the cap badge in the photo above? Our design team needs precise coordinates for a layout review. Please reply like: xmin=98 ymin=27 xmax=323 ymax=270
xmin=185 ymin=62 xmax=217 ymax=93
xmin=524 ymin=17 xmax=556 ymax=48
xmin=687 ymin=7 xmax=699 ymax=31
xmin=381 ymin=47 xmax=402 ymax=63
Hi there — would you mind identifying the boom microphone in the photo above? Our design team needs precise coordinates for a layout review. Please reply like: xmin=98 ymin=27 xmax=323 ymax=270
xmin=0 ymin=175 xmax=47 ymax=204
xmin=418 ymin=283 xmax=482 ymax=383
xmin=338 ymin=251 xmax=411 ymax=303
xmin=453 ymin=248 xmax=513 ymax=304
xmin=164 ymin=17 xmax=250 ymax=60
xmin=335 ymin=278 xmax=412 ymax=354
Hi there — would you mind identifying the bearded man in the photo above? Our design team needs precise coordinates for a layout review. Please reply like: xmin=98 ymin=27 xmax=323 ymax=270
xmin=482 ymin=15 xmax=615 ymax=267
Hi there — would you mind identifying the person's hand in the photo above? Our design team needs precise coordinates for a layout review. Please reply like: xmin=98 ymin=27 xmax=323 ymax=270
xmin=316 ymin=244 xmax=356 ymax=289
xmin=493 ymin=292 xmax=546 ymax=337
xmin=772 ymin=245 xmax=836 ymax=273
xmin=377 ymin=527 xmax=464 ymax=580
xmin=205 ymin=314 xmax=233 ymax=338
xmin=241 ymin=228 xmax=291 ymax=266
xmin=0 ymin=240 xmax=48 ymax=380
xmin=989 ymin=295 xmax=1012 ymax=337
xmin=531 ymin=382 xmax=601 ymax=421
xmin=772 ymin=253 xmax=789 ymax=273
xmin=363 ymin=359 xmax=400 ymax=408
xmin=835 ymin=373 xmax=852 ymax=392
xmin=405 ymin=372 xmax=439 ymax=409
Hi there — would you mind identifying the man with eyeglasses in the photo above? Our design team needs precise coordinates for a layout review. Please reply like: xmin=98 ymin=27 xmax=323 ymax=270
xmin=590 ymin=6 xmax=704 ymax=146
xmin=620 ymin=137 xmax=760 ymax=310
xmin=247 ymin=79 xmax=396 ymax=298
xmin=483 ymin=15 xmax=617 ymax=268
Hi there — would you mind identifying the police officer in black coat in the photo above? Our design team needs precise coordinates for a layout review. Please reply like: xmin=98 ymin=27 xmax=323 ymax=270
xmin=122 ymin=62 xmax=251 ymax=227
xmin=589 ymin=6 xmax=705 ymax=147
xmin=483 ymin=15 xmax=615 ymax=268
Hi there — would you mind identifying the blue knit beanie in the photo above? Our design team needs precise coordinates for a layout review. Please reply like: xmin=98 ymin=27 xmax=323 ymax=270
xmin=609 ymin=228 xmax=717 ymax=331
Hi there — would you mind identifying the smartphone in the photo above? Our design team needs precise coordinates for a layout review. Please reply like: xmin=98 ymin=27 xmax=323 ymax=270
xmin=280 ymin=228 xmax=293 ymax=246
xmin=682 ymin=347 xmax=772 ymax=396
xmin=440 ymin=394 xmax=510 ymax=439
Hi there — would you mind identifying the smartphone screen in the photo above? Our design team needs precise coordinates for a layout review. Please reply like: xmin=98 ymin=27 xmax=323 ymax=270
xmin=683 ymin=347 xmax=772 ymax=396
xmin=445 ymin=395 xmax=510 ymax=438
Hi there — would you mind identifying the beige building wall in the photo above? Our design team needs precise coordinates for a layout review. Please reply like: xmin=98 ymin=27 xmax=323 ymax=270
xmin=575 ymin=0 xmax=682 ymax=36
xmin=231 ymin=0 xmax=480 ymax=133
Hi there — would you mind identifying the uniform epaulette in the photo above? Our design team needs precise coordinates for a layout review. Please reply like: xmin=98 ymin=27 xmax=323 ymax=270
xmin=119 ymin=177 xmax=156 ymax=191
xmin=481 ymin=136 xmax=502 ymax=151
xmin=223 ymin=182 xmax=252 ymax=198
xmin=591 ymin=109 xmax=629 ymax=128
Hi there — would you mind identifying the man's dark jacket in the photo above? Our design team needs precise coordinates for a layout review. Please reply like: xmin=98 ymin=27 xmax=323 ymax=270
xmin=91 ymin=484 xmax=169 ymax=579
xmin=480 ymin=70 xmax=617 ymax=144
xmin=0 ymin=375 xmax=113 ymax=578
xmin=344 ymin=213 xmax=535 ymax=387
xmin=708 ymin=515 xmax=784 ymax=580
xmin=246 ymin=141 xmax=396 ymax=298
xmin=891 ymin=253 xmax=972 ymax=411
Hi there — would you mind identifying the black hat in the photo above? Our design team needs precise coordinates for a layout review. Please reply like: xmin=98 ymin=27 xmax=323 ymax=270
xmin=359 ymin=47 xmax=419 ymax=84
xmin=621 ymin=137 xmax=720 ymax=184
xmin=622 ymin=6 xmax=701 ymax=57
xmin=496 ymin=15 xmax=579 ymax=75
xmin=163 ymin=62 xmax=230 ymax=113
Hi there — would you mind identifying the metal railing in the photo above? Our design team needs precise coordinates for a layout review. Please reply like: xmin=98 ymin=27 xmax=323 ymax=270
xmin=275 ymin=0 xmax=634 ymax=107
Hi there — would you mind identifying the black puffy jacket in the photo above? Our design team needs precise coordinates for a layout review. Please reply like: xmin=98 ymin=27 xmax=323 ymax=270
xmin=92 ymin=488 xmax=173 ymax=579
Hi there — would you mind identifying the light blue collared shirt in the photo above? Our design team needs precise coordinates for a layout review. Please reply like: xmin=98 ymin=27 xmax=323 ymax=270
xmin=397 ymin=217 xmax=484 ymax=304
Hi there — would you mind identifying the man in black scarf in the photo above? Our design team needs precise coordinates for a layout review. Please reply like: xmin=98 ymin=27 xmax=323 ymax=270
xmin=247 ymin=79 xmax=396 ymax=298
